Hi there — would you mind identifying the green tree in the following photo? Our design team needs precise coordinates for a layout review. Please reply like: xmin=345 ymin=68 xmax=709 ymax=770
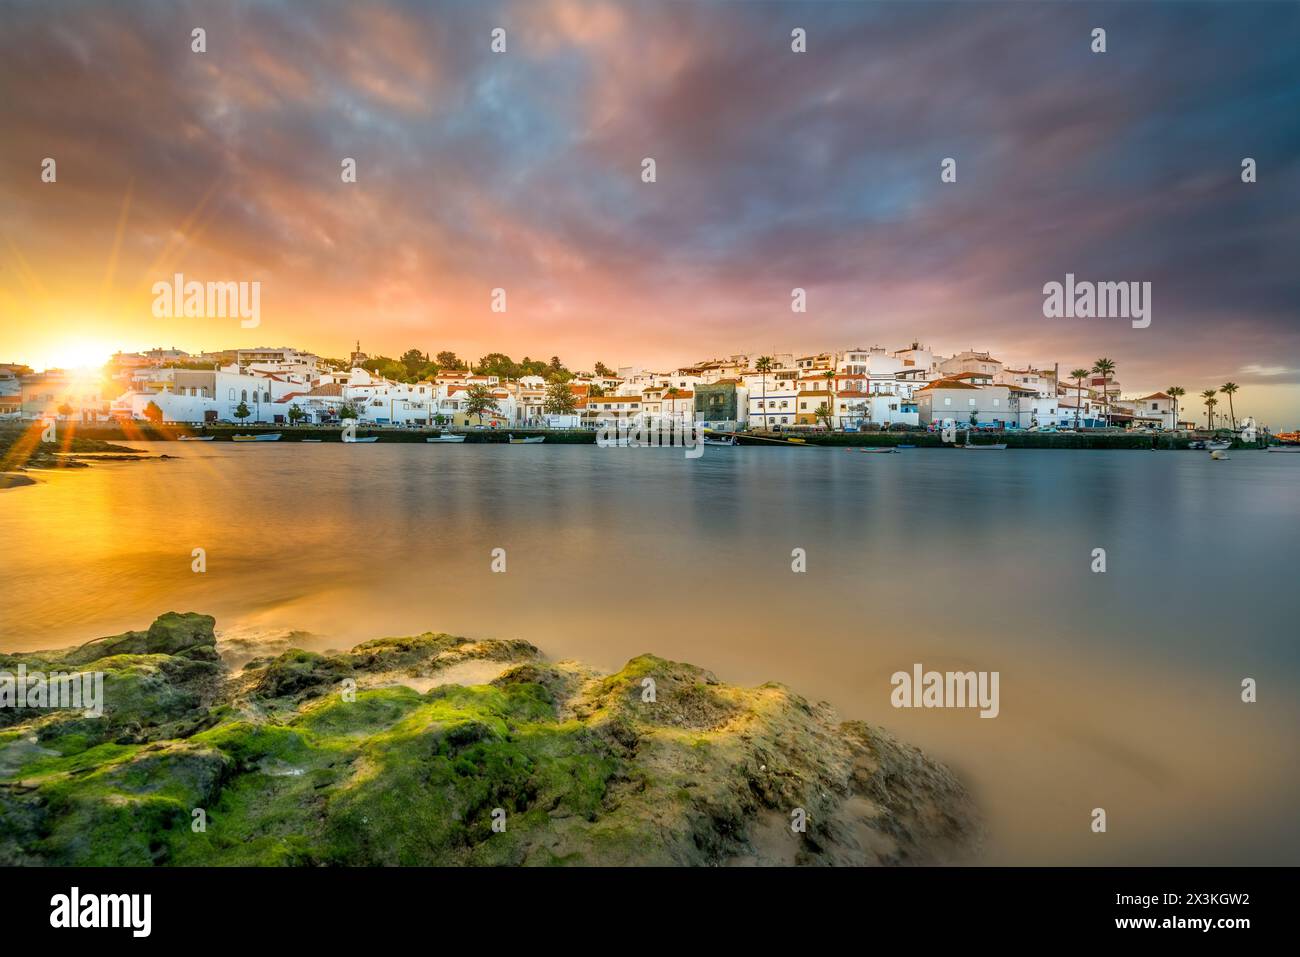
xmin=143 ymin=400 xmax=163 ymax=424
xmin=436 ymin=351 xmax=465 ymax=371
xmin=234 ymin=401 xmax=251 ymax=424
xmin=1219 ymin=382 xmax=1239 ymax=430
xmin=1091 ymin=358 xmax=1116 ymax=426
xmin=287 ymin=403 xmax=305 ymax=425
xmin=465 ymin=384 xmax=500 ymax=425
xmin=543 ymin=380 xmax=577 ymax=416
xmin=57 ymin=401 xmax=74 ymax=420
xmin=588 ymin=384 xmax=606 ymax=398
xmin=814 ymin=402 xmax=833 ymax=430
xmin=476 ymin=353 xmax=517 ymax=380
xmin=338 ymin=402 xmax=358 ymax=420
xmin=400 ymin=349 xmax=427 ymax=379
xmin=593 ymin=361 xmax=613 ymax=378
xmin=1201 ymin=389 xmax=1218 ymax=430
xmin=363 ymin=356 xmax=408 ymax=382
xmin=755 ymin=356 xmax=774 ymax=430
xmin=1070 ymin=368 xmax=1090 ymax=429
xmin=1166 ymin=386 xmax=1185 ymax=431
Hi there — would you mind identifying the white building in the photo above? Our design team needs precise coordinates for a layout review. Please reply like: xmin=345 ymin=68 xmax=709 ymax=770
xmin=742 ymin=368 xmax=798 ymax=428
xmin=118 ymin=367 xmax=303 ymax=423
xmin=914 ymin=378 xmax=1019 ymax=429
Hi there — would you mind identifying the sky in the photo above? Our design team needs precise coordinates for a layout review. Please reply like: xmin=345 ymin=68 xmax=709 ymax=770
xmin=1 ymin=0 xmax=1297 ymax=424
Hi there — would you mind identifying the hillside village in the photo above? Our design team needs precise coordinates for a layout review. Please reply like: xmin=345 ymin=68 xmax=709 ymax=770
xmin=3 ymin=342 xmax=1216 ymax=433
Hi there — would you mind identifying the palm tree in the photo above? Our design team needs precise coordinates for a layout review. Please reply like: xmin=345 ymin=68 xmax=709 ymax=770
xmin=1070 ymin=368 xmax=1089 ymax=429
xmin=1166 ymin=386 xmax=1185 ymax=432
xmin=1201 ymin=389 xmax=1218 ymax=430
xmin=1219 ymin=382 xmax=1239 ymax=431
xmin=663 ymin=387 xmax=683 ymax=425
xmin=823 ymin=369 xmax=837 ymax=430
xmin=1091 ymin=358 xmax=1116 ymax=427
xmin=754 ymin=356 xmax=773 ymax=431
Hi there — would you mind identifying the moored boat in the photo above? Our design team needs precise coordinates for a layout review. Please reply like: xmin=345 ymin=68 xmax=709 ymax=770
xmin=1266 ymin=445 xmax=1300 ymax=453
xmin=963 ymin=432 xmax=1006 ymax=450
xmin=426 ymin=434 xmax=466 ymax=443
xmin=859 ymin=446 xmax=898 ymax=453
xmin=343 ymin=436 xmax=379 ymax=443
xmin=702 ymin=434 xmax=736 ymax=446
xmin=177 ymin=435 xmax=214 ymax=441
xmin=508 ymin=434 xmax=544 ymax=444
xmin=1205 ymin=440 xmax=1232 ymax=451
xmin=232 ymin=432 xmax=281 ymax=442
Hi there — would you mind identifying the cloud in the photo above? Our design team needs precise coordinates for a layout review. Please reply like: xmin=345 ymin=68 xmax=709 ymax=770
xmin=0 ymin=0 xmax=1296 ymax=423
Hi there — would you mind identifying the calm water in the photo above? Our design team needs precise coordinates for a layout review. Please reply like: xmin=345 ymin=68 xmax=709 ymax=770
xmin=3 ymin=443 xmax=1298 ymax=864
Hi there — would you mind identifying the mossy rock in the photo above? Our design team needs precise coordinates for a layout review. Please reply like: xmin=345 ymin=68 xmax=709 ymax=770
xmin=0 ymin=616 xmax=982 ymax=866
xmin=61 ymin=613 xmax=216 ymax=666
xmin=253 ymin=650 xmax=353 ymax=699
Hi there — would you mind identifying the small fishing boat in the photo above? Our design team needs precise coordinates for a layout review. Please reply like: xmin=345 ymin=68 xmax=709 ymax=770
xmin=300 ymin=439 xmax=322 ymax=443
xmin=508 ymin=434 xmax=544 ymax=444
xmin=426 ymin=434 xmax=466 ymax=443
xmin=962 ymin=433 xmax=1006 ymax=450
xmin=1211 ymin=450 xmax=1230 ymax=460
xmin=177 ymin=435 xmax=214 ymax=442
xmin=897 ymin=443 xmax=916 ymax=449
xmin=232 ymin=432 xmax=281 ymax=442
xmin=702 ymin=435 xmax=736 ymax=446
xmin=1205 ymin=440 xmax=1232 ymax=451
xmin=859 ymin=446 xmax=898 ymax=454
xmin=1266 ymin=445 xmax=1300 ymax=453
xmin=343 ymin=436 xmax=379 ymax=443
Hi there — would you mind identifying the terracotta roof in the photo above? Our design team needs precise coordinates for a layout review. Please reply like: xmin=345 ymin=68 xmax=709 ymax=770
xmin=917 ymin=378 xmax=979 ymax=392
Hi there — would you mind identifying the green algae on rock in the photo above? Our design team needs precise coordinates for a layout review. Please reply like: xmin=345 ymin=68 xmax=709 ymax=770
xmin=0 ymin=614 xmax=981 ymax=866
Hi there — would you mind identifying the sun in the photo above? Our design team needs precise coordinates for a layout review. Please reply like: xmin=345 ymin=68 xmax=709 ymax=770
xmin=45 ymin=338 xmax=115 ymax=372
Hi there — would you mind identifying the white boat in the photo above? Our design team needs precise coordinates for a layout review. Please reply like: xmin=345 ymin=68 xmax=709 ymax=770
xmin=300 ymin=439 xmax=322 ymax=443
xmin=702 ymin=435 xmax=736 ymax=446
xmin=177 ymin=435 xmax=214 ymax=441
xmin=1205 ymin=440 xmax=1232 ymax=451
xmin=232 ymin=432 xmax=281 ymax=442
xmin=508 ymin=434 xmax=544 ymax=444
xmin=963 ymin=433 xmax=1006 ymax=450
xmin=859 ymin=447 xmax=898 ymax=454
xmin=426 ymin=434 xmax=466 ymax=443
xmin=343 ymin=436 xmax=379 ymax=443
xmin=1211 ymin=450 xmax=1230 ymax=460
xmin=1266 ymin=445 xmax=1300 ymax=453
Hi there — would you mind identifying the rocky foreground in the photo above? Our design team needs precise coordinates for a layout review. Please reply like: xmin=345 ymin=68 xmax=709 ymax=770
xmin=0 ymin=614 xmax=980 ymax=865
